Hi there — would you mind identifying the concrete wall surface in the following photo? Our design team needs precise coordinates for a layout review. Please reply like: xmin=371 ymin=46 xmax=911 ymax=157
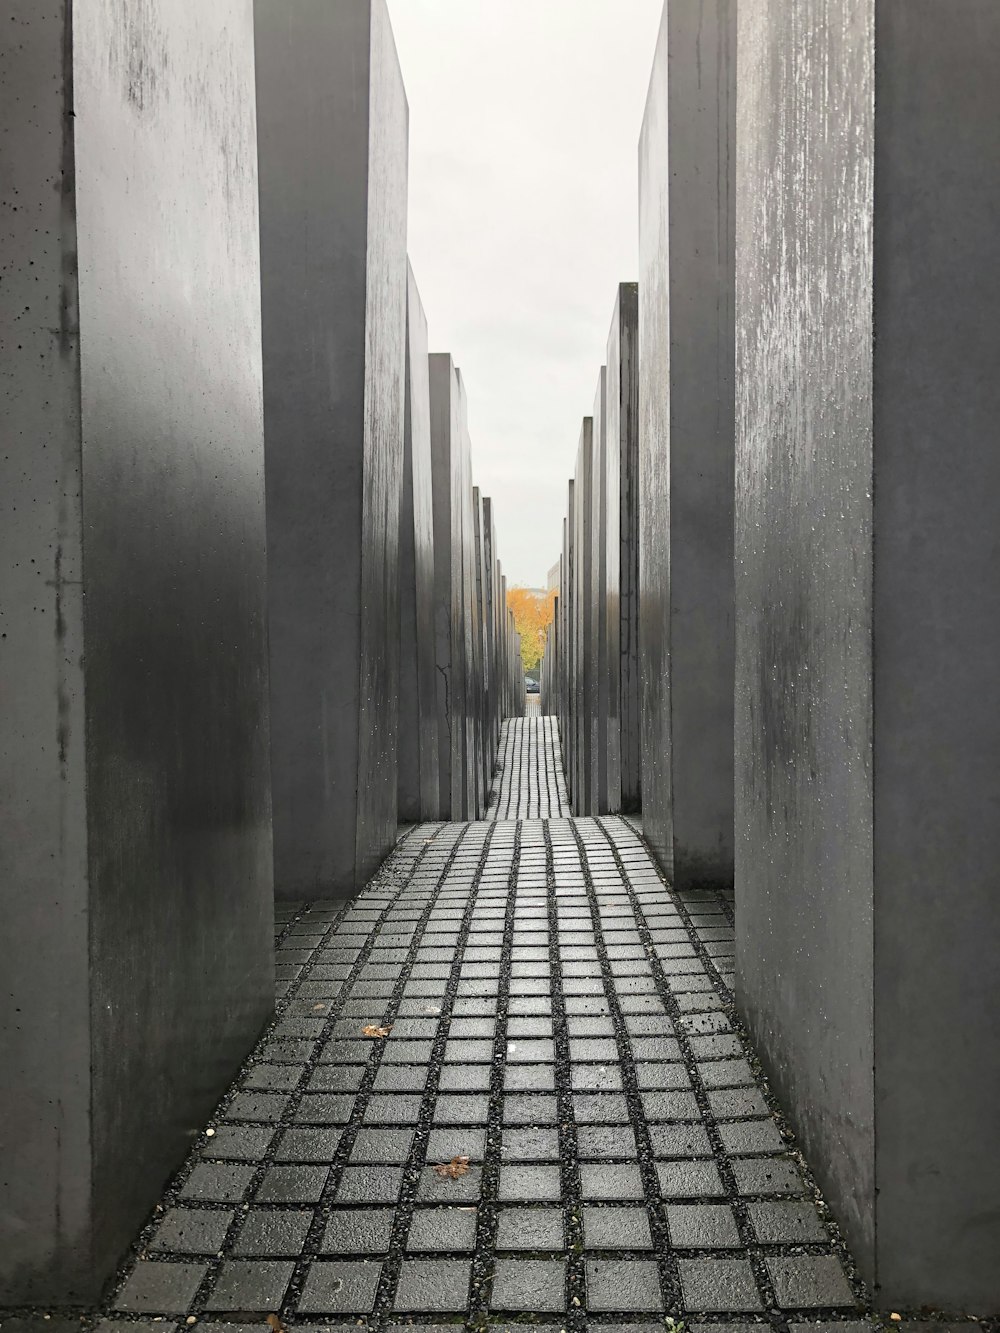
xmin=398 ymin=262 xmax=440 ymax=821
xmin=572 ymin=423 xmax=594 ymax=814
xmin=738 ymin=0 xmax=1000 ymax=1310
xmin=605 ymin=283 xmax=640 ymax=815
xmin=0 ymin=0 xmax=273 ymax=1300
xmin=255 ymin=0 xmax=407 ymax=896
xmin=639 ymin=0 xmax=735 ymax=886
xmin=590 ymin=368 xmax=609 ymax=814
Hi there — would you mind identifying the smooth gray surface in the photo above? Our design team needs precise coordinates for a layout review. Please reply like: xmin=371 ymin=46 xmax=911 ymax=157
xmin=0 ymin=0 xmax=272 ymax=1300
xmin=398 ymin=263 xmax=439 ymax=821
xmin=429 ymin=354 xmax=463 ymax=819
xmin=590 ymin=368 xmax=609 ymax=814
xmin=256 ymin=0 xmax=407 ymax=896
xmin=638 ymin=0 xmax=735 ymax=887
xmin=870 ymin=0 xmax=1000 ymax=1307
xmin=737 ymin=0 xmax=1000 ymax=1309
xmin=572 ymin=427 xmax=594 ymax=815
xmin=605 ymin=284 xmax=640 ymax=815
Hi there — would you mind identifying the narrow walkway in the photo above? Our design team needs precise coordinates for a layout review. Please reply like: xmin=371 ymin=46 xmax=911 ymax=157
xmin=92 ymin=718 xmax=865 ymax=1328
xmin=488 ymin=714 xmax=568 ymax=820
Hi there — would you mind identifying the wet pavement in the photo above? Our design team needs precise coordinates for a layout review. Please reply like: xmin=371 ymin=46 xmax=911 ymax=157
xmin=10 ymin=718 xmax=875 ymax=1330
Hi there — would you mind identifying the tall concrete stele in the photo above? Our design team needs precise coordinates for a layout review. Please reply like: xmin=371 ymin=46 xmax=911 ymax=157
xmin=255 ymin=0 xmax=408 ymax=898
xmin=0 ymin=0 xmax=273 ymax=1301
xmin=398 ymin=263 xmax=441 ymax=822
xmin=736 ymin=0 xmax=1000 ymax=1310
xmin=638 ymin=0 xmax=736 ymax=889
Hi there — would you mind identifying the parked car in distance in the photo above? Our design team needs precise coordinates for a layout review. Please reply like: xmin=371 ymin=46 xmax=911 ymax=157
xmin=525 ymin=676 xmax=540 ymax=694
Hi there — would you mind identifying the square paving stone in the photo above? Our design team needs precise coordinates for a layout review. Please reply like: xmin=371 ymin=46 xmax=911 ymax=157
xmin=406 ymin=1208 xmax=478 ymax=1251
xmin=150 ymin=1208 xmax=233 ymax=1255
xmin=766 ymin=1255 xmax=855 ymax=1308
xmin=445 ymin=1039 xmax=494 ymax=1063
xmin=569 ymin=1038 xmax=618 ymax=1061
xmin=649 ymin=1124 xmax=712 ymax=1158
xmin=203 ymin=1259 xmax=295 ymax=1311
xmin=636 ymin=1063 xmax=690 ymax=1090
xmin=427 ymin=1127 xmax=487 ymax=1161
xmin=583 ymin=1206 xmax=652 ymax=1250
xmin=233 ymin=1208 xmax=313 ymax=1256
xmin=504 ymin=1093 xmax=558 ymax=1124
xmin=496 ymin=1207 xmax=565 ymax=1250
xmin=507 ymin=1016 xmax=553 ymax=1037
xmin=666 ymin=1204 xmax=741 ymax=1249
xmin=255 ymin=1165 xmax=328 ymax=1203
xmin=350 ymin=1127 xmax=415 ymax=1164
xmin=114 ymin=1261 xmax=207 ymax=1313
xmin=698 ymin=1059 xmax=755 ymax=1089
xmin=364 ymin=1094 xmax=423 ymax=1124
xmin=335 ymin=1165 xmax=404 ymax=1204
xmin=718 ymin=1119 xmax=785 ymax=1155
xmin=491 ymin=1258 xmax=566 ymax=1311
xmin=201 ymin=1125 xmax=274 ymax=1161
xmin=440 ymin=1063 xmax=491 ymax=1091
xmin=504 ymin=1063 xmax=556 ymax=1092
xmin=585 ymin=1258 xmax=662 ymax=1312
xmin=677 ymin=1258 xmax=762 ymax=1313
xmin=180 ymin=1163 xmax=254 ymax=1204
xmin=294 ymin=1095 xmax=356 ymax=1124
xmin=434 ymin=1094 xmax=489 ymax=1123
xmin=308 ymin=1064 xmax=366 ymax=1092
xmin=641 ymin=1091 xmax=701 ymax=1121
xmin=416 ymin=1163 xmax=483 ymax=1203
xmin=657 ymin=1161 xmax=726 ymax=1198
xmin=573 ymin=1094 xmax=630 ymax=1124
xmin=580 ymin=1162 xmax=644 ymax=1201
xmin=731 ymin=1156 xmax=805 ymax=1197
xmin=708 ymin=1088 xmax=769 ymax=1119
xmin=502 ymin=1126 xmax=559 ymax=1161
xmin=499 ymin=1163 xmax=562 ymax=1202
xmin=576 ymin=1124 xmax=638 ymax=1159
xmin=274 ymin=1127 xmax=342 ymax=1162
xmin=506 ymin=1037 xmax=556 ymax=1062
xmin=299 ymin=1260 xmax=382 ymax=1314
xmin=320 ymin=1208 xmax=395 ymax=1254
xmin=571 ymin=1065 xmax=624 ymax=1093
xmin=746 ymin=1200 xmax=827 ymax=1244
xmin=393 ymin=1258 xmax=472 ymax=1312
xmin=372 ymin=1063 xmax=428 ymax=1091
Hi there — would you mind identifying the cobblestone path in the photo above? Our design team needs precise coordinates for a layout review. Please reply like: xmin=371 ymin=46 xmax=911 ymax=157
xmin=71 ymin=718 xmax=868 ymax=1330
xmin=488 ymin=715 xmax=568 ymax=819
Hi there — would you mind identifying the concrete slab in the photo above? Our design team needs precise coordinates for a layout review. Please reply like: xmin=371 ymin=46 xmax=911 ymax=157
xmin=639 ymin=0 xmax=735 ymax=886
xmin=605 ymin=284 xmax=640 ymax=815
xmin=398 ymin=263 xmax=440 ymax=821
xmin=590 ymin=368 xmax=609 ymax=814
xmin=0 ymin=0 xmax=272 ymax=1300
xmin=256 ymin=0 xmax=408 ymax=897
xmin=736 ymin=0 xmax=1000 ymax=1310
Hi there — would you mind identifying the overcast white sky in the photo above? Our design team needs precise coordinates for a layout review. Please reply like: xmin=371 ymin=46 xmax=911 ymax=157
xmin=387 ymin=0 xmax=663 ymax=588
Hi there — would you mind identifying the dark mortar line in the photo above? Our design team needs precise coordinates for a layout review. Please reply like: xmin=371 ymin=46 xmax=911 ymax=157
xmin=541 ymin=816 xmax=588 ymax=1333
xmin=565 ymin=817 xmax=682 ymax=1316
xmin=463 ymin=817 xmax=521 ymax=1328
xmin=368 ymin=820 xmax=500 ymax=1325
xmin=589 ymin=818 xmax=787 ymax=1325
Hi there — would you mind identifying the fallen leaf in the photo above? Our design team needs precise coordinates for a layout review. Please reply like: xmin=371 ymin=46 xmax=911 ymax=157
xmin=362 ymin=1024 xmax=392 ymax=1038
xmin=434 ymin=1155 xmax=471 ymax=1179
xmin=266 ymin=1317 xmax=285 ymax=1333
xmin=312 ymin=1003 xmax=327 ymax=1012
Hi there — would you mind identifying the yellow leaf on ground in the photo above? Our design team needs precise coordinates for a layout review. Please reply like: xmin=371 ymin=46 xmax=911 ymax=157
xmin=361 ymin=1024 xmax=392 ymax=1038
xmin=433 ymin=1155 xmax=471 ymax=1179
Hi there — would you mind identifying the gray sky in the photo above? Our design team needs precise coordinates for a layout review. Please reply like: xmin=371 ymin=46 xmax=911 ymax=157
xmin=387 ymin=0 xmax=663 ymax=588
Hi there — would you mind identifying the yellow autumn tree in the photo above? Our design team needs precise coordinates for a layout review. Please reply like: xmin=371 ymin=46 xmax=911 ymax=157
xmin=507 ymin=586 xmax=557 ymax=674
